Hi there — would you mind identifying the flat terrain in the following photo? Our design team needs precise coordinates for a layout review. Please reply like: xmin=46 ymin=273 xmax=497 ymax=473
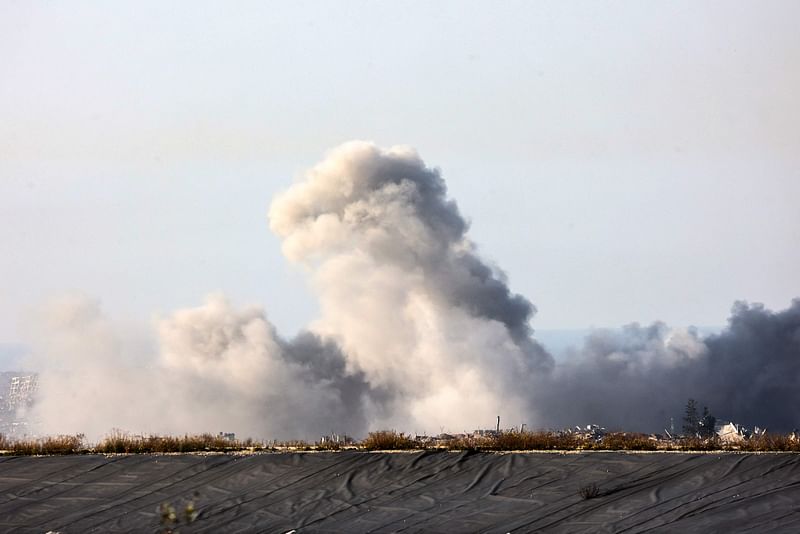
xmin=1 ymin=451 xmax=799 ymax=533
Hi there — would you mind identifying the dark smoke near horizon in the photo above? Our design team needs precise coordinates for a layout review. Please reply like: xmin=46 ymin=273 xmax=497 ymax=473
xmin=699 ymin=300 xmax=800 ymax=430
xmin=534 ymin=299 xmax=800 ymax=432
xmin=22 ymin=142 xmax=800 ymax=438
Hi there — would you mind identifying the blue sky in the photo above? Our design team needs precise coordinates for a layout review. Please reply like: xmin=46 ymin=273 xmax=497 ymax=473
xmin=1 ymin=1 xmax=798 ymax=344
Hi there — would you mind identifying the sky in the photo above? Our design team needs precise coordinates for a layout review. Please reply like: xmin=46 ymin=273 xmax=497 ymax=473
xmin=2 ymin=0 xmax=799 ymax=347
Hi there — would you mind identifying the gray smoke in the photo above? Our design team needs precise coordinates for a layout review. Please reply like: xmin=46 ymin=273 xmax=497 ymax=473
xmin=270 ymin=141 xmax=552 ymax=430
xmin=696 ymin=299 xmax=800 ymax=431
xmin=535 ymin=300 xmax=800 ymax=432
xmin=26 ymin=294 xmax=369 ymax=440
xmin=27 ymin=142 xmax=552 ymax=438
xmin=533 ymin=323 xmax=708 ymax=431
xmin=24 ymin=141 xmax=799 ymax=438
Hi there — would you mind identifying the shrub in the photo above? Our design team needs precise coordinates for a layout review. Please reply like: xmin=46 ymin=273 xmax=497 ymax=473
xmin=578 ymin=483 xmax=601 ymax=500
xmin=158 ymin=497 xmax=199 ymax=533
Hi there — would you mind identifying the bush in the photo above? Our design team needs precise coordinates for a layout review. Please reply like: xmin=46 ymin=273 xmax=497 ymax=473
xmin=158 ymin=497 xmax=199 ymax=533
xmin=578 ymin=483 xmax=601 ymax=500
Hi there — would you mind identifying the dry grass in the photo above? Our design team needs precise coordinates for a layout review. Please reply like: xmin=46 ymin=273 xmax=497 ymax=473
xmin=592 ymin=433 xmax=658 ymax=451
xmin=314 ymin=440 xmax=346 ymax=451
xmin=0 ymin=434 xmax=86 ymax=455
xmin=474 ymin=431 xmax=584 ymax=451
xmin=361 ymin=430 xmax=800 ymax=452
xmin=272 ymin=440 xmax=312 ymax=450
xmin=734 ymin=434 xmax=800 ymax=452
xmin=3 ymin=430 xmax=800 ymax=455
xmin=97 ymin=431 xmax=257 ymax=453
xmin=361 ymin=430 xmax=418 ymax=450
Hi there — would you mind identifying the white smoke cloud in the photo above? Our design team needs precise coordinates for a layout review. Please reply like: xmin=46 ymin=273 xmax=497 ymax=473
xmin=26 ymin=294 xmax=368 ymax=440
xmin=269 ymin=141 xmax=552 ymax=430
xmin=23 ymin=141 xmax=800 ymax=439
xmin=23 ymin=141 xmax=552 ymax=439
xmin=22 ymin=294 xmax=162 ymax=439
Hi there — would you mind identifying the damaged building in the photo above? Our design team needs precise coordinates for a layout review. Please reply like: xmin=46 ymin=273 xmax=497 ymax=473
xmin=0 ymin=372 xmax=38 ymax=436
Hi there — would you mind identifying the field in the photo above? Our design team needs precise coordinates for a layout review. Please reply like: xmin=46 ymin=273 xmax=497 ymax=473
xmin=1 ymin=450 xmax=799 ymax=532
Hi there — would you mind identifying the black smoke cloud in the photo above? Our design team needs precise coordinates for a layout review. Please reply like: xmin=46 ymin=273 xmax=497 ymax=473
xmin=535 ymin=300 xmax=800 ymax=432
xmin=279 ymin=331 xmax=372 ymax=433
xmin=697 ymin=299 xmax=800 ymax=431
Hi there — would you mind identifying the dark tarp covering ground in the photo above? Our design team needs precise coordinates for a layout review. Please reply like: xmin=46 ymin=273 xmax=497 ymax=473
xmin=1 ymin=451 xmax=800 ymax=533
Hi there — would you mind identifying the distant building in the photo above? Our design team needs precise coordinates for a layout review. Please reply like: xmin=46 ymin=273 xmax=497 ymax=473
xmin=0 ymin=372 xmax=39 ymax=436
xmin=319 ymin=433 xmax=354 ymax=445
xmin=8 ymin=374 xmax=38 ymax=409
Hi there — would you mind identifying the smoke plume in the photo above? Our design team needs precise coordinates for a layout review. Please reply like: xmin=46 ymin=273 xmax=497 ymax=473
xmin=269 ymin=141 xmax=553 ymax=430
xmin=534 ymin=300 xmax=800 ymax=432
xmin=23 ymin=142 xmax=800 ymax=439
xmin=27 ymin=294 xmax=369 ymax=440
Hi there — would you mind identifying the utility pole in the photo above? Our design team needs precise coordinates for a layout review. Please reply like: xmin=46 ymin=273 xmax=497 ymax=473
xmin=496 ymin=416 xmax=500 ymax=433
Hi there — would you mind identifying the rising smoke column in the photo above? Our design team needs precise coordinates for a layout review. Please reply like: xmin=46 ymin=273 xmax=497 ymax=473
xmin=268 ymin=144 xmax=799 ymax=432
xmin=269 ymin=141 xmax=553 ymax=431
xmin=26 ymin=141 xmax=552 ymax=439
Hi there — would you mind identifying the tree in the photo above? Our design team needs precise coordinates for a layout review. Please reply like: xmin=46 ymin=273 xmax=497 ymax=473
xmin=699 ymin=406 xmax=717 ymax=439
xmin=683 ymin=398 xmax=699 ymax=436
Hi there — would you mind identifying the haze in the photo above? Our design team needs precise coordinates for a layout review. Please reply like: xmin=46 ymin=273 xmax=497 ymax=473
xmin=2 ymin=0 xmax=799 ymax=341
